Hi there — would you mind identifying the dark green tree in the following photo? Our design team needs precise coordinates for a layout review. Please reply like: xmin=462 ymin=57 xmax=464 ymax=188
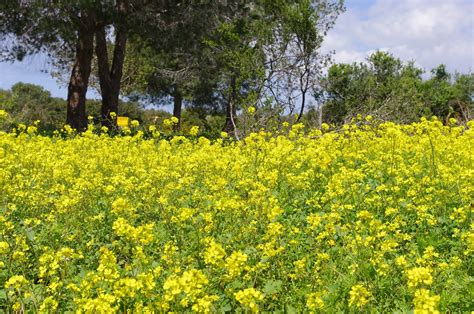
xmin=0 ymin=83 xmax=65 ymax=129
xmin=423 ymin=66 xmax=473 ymax=123
xmin=0 ymin=1 xmax=101 ymax=130
xmin=321 ymin=52 xmax=473 ymax=124
xmin=1 ymin=1 xmax=155 ymax=130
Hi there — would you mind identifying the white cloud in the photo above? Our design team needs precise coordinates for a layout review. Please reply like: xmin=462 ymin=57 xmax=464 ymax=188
xmin=1 ymin=0 xmax=472 ymax=98
xmin=322 ymin=0 xmax=474 ymax=73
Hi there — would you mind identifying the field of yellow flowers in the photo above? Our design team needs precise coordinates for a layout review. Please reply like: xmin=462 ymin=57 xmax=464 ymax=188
xmin=0 ymin=117 xmax=473 ymax=312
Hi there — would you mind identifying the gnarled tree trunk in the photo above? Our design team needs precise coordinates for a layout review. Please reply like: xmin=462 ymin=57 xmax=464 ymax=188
xmin=222 ymin=74 xmax=239 ymax=138
xmin=95 ymin=0 xmax=128 ymax=128
xmin=66 ymin=29 xmax=94 ymax=131
xmin=172 ymin=87 xmax=183 ymax=131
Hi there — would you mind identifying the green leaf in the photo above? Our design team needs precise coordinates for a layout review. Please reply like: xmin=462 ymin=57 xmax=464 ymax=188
xmin=219 ymin=302 xmax=233 ymax=312
xmin=263 ymin=279 xmax=283 ymax=295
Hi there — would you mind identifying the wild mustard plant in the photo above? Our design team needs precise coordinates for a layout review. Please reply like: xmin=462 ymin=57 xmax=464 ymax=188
xmin=0 ymin=118 xmax=472 ymax=312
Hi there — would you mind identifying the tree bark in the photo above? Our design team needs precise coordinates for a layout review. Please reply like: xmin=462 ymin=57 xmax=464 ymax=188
xmin=95 ymin=0 xmax=128 ymax=128
xmin=296 ymin=61 xmax=310 ymax=123
xmin=172 ymin=88 xmax=182 ymax=131
xmin=318 ymin=102 xmax=323 ymax=128
xmin=66 ymin=29 xmax=94 ymax=131
xmin=223 ymin=99 xmax=237 ymax=135
xmin=223 ymin=75 xmax=239 ymax=138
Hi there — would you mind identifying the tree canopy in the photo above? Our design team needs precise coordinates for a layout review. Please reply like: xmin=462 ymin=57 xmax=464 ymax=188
xmin=1 ymin=1 xmax=472 ymax=134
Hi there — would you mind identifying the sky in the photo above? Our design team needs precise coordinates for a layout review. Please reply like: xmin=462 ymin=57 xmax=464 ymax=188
xmin=0 ymin=0 xmax=473 ymax=99
xmin=321 ymin=0 xmax=474 ymax=73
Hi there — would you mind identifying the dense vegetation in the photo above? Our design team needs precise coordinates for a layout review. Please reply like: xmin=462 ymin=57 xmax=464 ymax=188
xmin=0 ymin=117 xmax=472 ymax=312
xmin=1 ymin=2 xmax=472 ymax=132
xmin=1 ymin=1 xmax=472 ymax=313
xmin=1 ymin=52 xmax=472 ymax=136
xmin=320 ymin=59 xmax=473 ymax=125
xmin=1 ymin=0 xmax=345 ymax=131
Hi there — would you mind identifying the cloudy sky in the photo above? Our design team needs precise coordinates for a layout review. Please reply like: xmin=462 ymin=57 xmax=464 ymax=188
xmin=0 ymin=0 xmax=473 ymax=99
xmin=321 ymin=0 xmax=474 ymax=72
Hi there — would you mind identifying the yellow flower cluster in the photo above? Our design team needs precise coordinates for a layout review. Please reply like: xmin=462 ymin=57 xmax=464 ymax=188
xmin=112 ymin=217 xmax=154 ymax=244
xmin=203 ymin=238 xmax=226 ymax=266
xmin=407 ymin=267 xmax=433 ymax=288
xmin=163 ymin=269 xmax=217 ymax=312
xmin=306 ymin=292 xmax=324 ymax=311
xmin=163 ymin=116 xmax=179 ymax=128
xmin=413 ymin=289 xmax=440 ymax=314
xmin=0 ymin=118 xmax=472 ymax=312
xmin=5 ymin=275 xmax=28 ymax=289
xmin=225 ymin=251 xmax=248 ymax=279
xmin=0 ymin=241 xmax=8 ymax=254
xmin=348 ymin=284 xmax=371 ymax=308
xmin=234 ymin=288 xmax=264 ymax=312
xmin=189 ymin=125 xmax=200 ymax=136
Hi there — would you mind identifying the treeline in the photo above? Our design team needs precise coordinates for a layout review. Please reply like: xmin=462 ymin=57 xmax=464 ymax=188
xmin=319 ymin=52 xmax=473 ymax=125
xmin=0 ymin=83 xmax=227 ymax=136
xmin=1 ymin=0 xmax=344 ymax=134
xmin=1 ymin=52 xmax=472 ymax=136
xmin=1 ymin=1 xmax=472 ymax=135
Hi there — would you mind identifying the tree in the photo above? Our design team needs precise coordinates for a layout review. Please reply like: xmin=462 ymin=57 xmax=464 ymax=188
xmin=219 ymin=0 xmax=344 ymax=133
xmin=128 ymin=1 xmax=344 ymax=136
xmin=0 ymin=82 xmax=65 ymax=129
xmin=320 ymin=61 xmax=373 ymax=124
xmin=125 ymin=42 xmax=203 ymax=132
xmin=85 ymin=1 xmax=232 ymax=131
xmin=423 ymin=66 xmax=473 ymax=123
xmin=208 ymin=18 xmax=267 ymax=137
xmin=1 ymin=1 xmax=154 ymax=130
xmin=2 ymin=1 xmax=345 ymax=133
xmin=284 ymin=0 xmax=344 ymax=122
xmin=321 ymin=51 xmax=424 ymax=123
xmin=66 ymin=10 xmax=95 ymax=131
xmin=1 ymin=1 xmax=101 ymax=130
xmin=320 ymin=51 xmax=473 ymax=124
xmin=94 ymin=0 xmax=130 ymax=128
xmin=450 ymin=73 xmax=473 ymax=123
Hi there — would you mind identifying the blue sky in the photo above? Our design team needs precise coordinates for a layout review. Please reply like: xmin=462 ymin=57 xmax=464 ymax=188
xmin=321 ymin=0 xmax=474 ymax=72
xmin=1 ymin=0 xmax=473 ymax=99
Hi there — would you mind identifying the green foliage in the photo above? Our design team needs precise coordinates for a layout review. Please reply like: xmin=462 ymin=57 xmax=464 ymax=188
xmin=0 ymin=83 xmax=64 ymax=129
xmin=0 ymin=120 xmax=472 ymax=312
xmin=0 ymin=82 xmax=229 ymax=136
xmin=2 ymin=3 xmax=471 ymax=130
xmin=0 ymin=83 xmax=142 ymax=131
xmin=320 ymin=51 xmax=473 ymax=124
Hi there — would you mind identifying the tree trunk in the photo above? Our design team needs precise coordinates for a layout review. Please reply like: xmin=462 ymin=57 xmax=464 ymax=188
xmin=223 ymin=99 xmax=237 ymax=134
xmin=95 ymin=0 xmax=128 ymax=128
xmin=296 ymin=89 xmax=306 ymax=123
xmin=223 ymin=75 xmax=239 ymax=138
xmin=66 ymin=29 xmax=94 ymax=131
xmin=296 ymin=63 xmax=310 ymax=123
xmin=172 ymin=88 xmax=182 ymax=131
xmin=318 ymin=103 xmax=323 ymax=128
